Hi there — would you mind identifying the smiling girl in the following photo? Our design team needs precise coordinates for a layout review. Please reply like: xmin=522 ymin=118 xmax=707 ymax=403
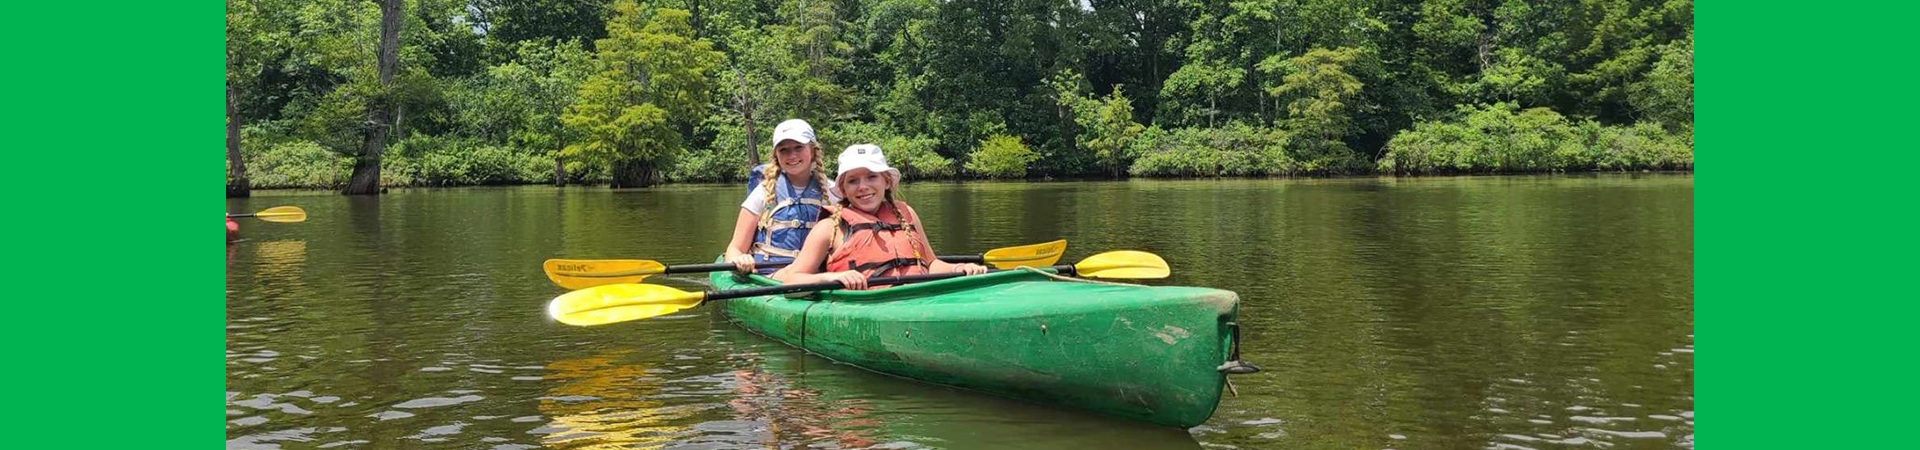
xmin=722 ymin=119 xmax=839 ymax=274
xmin=769 ymin=144 xmax=987 ymax=289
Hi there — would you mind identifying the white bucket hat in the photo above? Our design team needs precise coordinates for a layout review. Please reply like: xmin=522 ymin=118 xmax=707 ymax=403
xmin=831 ymin=144 xmax=900 ymax=199
xmin=771 ymin=119 xmax=816 ymax=146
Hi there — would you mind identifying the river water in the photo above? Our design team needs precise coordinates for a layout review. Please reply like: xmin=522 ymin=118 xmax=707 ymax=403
xmin=227 ymin=175 xmax=1693 ymax=449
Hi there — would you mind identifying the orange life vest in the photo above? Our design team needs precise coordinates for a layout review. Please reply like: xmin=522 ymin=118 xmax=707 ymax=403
xmin=824 ymin=202 xmax=931 ymax=279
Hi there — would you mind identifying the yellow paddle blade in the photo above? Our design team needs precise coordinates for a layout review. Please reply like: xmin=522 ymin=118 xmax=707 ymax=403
xmin=1071 ymin=250 xmax=1171 ymax=279
xmin=252 ymin=206 xmax=307 ymax=223
xmin=981 ymin=239 xmax=1068 ymax=269
xmin=547 ymin=283 xmax=707 ymax=326
xmin=543 ymin=259 xmax=668 ymax=290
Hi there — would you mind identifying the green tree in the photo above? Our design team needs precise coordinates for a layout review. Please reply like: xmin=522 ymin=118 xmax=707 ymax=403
xmin=343 ymin=0 xmax=401 ymax=195
xmin=1069 ymin=85 xmax=1146 ymax=178
xmin=1565 ymin=0 xmax=1693 ymax=121
xmin=916 ymin=0 xmax=1091 ymax=166
xmin=470 ymin=0 xmax=609 ymax=50
xmin=1181 ymin=0 xmax=1383 ymax=125
xmin=1270 ymin=47 xmax=1369 ymax=172
xmin=499 ymin=40 xmax=592 ymax=184
xmin=766 ymin=0 xmax=856 ymax=120
xmin=227 ymin=0 xmax=284 ymax=197
xmin=1081 ymin=0 xmax=1189 ymax=125
xmin=1629 ymin=28 xmax=1692 ymax=131
xmin=1160 ymin=58 xmax=1242 ymax=128
xmin=561 ymin=4 xmax=722 ymax=188
xmin=867 ymin=0 xmax=940 ymax=138
xmin=965 ymin=134 xmax=1039 ymax=179
xmin=719 ymin=31 xmax=780 ymax=168
xmin=1467 ymin=48 xmax=1561 ymax=106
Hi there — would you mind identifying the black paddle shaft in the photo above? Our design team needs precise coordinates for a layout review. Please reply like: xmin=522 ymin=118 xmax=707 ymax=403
xmin=701 ymin=265 xmax=1072 ymax=302
xmin=671 ymin=254 xmax=987 ymax=275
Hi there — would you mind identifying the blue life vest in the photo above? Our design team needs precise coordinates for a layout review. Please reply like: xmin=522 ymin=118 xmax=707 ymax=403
xmin=747 ymin=164 xmax=830 ymax=273
xmin=745 ymin=164 xmax=766 ymax=195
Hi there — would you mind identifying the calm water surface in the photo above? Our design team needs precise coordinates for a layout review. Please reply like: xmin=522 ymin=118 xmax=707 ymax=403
xmin=227 ymin=175 xmax=1693 ymax=449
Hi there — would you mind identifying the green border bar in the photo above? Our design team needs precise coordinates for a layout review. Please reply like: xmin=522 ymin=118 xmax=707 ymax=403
xmin=3 ymin=2 xmax=222 ymax=447
xmin=1707 ymin=1 xmax=1919 ymax=448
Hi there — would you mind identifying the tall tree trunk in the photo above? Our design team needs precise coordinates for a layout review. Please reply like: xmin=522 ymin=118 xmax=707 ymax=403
xmin=732 ymin=67 xmax=760 ymax=169
xmin=344 ymin=0 xmax=401 ymax=196
xmin=553 ymin=123 xmax=568 ymax=186
xmin=743 ymin=111 xmax=757 ymax=168
xmin=1208 ymin=91 xmax=1217 ymax=128
xmin=227 ymin=80 xmax=251 ymax=198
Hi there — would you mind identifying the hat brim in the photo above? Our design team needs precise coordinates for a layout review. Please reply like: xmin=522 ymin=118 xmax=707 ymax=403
xmin=830 ymin=167 xmax=900 ymax=199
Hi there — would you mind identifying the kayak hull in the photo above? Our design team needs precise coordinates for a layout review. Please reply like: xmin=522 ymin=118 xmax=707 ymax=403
xmin=711 ymin=266 xmax=1239 ymax=428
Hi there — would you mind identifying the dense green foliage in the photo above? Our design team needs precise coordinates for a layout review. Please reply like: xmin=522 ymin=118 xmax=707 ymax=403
xmin=561 ymin=3 xmax=722 ymax=187
xmin=229 ymin=0 xmax=1692 ymax=190
xmin=1377 ymin=103 xmax=1691 ymax=173
xmin=1130 ymin=124 xmax=1293 ymax=177
xmin=965 ymin=135 xmax=1041 ymax=179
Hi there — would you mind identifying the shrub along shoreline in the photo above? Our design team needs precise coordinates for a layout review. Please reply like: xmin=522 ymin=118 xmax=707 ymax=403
xmin=237 ymin=102 xmax=1689 ymax=190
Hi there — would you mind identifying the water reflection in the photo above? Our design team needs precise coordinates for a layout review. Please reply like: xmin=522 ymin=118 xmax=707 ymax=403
xmin=712 ymin=326 xmax=1205 ymax=449
xmin=253 ymin=240 xmax=307 ymax=279
xmin=537 ymin=352 xmax=692 ymax=448
xmin=722 ymin=350 xmax=885 ymax=449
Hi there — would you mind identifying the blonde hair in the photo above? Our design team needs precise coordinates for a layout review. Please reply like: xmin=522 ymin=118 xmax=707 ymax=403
xmin=756 ymin=141 xmax=832 ymax=229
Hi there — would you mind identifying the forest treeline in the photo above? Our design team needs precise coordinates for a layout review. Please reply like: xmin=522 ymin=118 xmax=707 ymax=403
xmin=225 ymin=0 xmax=1692 ymax=194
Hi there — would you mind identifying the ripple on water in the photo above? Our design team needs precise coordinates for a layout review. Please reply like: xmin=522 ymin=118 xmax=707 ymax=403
xmin=408 ymin=422 xmax=467 ymax=441
xmin=1586 ymin=428 xmax=1667 ymax=439
xmin=229 ymin=393 xmax=319 ymax=416
xmin=1569 ymin=415 xmax=1636 ymax=424
xmin=393 ymin=394 xmax=485 ymax=409
xmin=369 ymin=411 xmax=416 ymax=421
xmin=228 ymin=427 xmax=345 ymax=449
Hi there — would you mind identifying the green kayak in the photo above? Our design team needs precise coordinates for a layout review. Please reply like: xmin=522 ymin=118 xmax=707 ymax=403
xmin=708 ymin=264 xmax=1244 ymax=428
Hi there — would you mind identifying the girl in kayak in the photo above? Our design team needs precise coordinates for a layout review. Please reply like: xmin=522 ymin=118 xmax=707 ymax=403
xmin=723 ymin=119 xmax=839 ymax=274
xmin=770 ymin=144 xmax=987 ymax=290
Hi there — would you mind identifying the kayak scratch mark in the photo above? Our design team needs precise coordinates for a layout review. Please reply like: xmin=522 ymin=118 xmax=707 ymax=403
xmin=1154 ymin=325 xmax=1192 ymax=345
